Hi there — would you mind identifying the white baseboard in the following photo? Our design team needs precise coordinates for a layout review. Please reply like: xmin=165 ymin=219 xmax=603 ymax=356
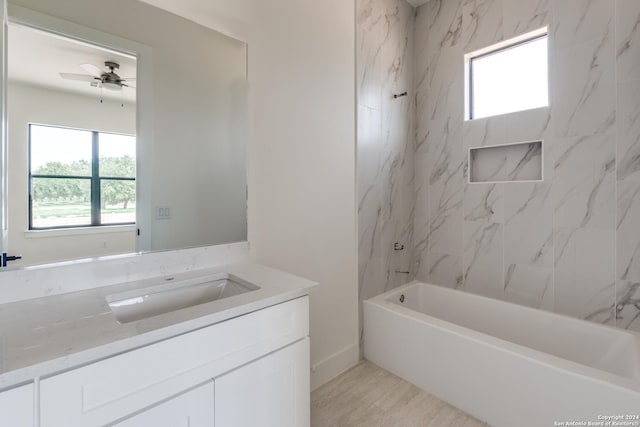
xmin=310 ymin=342 xmax=360 ymax=391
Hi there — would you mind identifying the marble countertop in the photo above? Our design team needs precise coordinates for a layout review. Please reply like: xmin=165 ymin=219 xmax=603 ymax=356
xmin=0 ymin=262 xmax=316 ymax=391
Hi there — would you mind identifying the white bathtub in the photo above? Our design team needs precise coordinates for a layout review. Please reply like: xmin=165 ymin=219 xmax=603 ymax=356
xmin=363 ymin=281 xmax=640 ymax=427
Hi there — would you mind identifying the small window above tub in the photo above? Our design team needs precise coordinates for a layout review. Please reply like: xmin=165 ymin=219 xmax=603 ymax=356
xmin=466 ymin=28 xmax=549 ymax=120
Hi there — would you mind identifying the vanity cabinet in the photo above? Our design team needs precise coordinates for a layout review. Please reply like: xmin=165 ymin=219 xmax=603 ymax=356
xmin=37 ymin=296 xmax=309 ymax=427
xmin=113 ymin=382 xmax=215 ymax=427
xmin=113 ymin=338 xmax=309 ymax=427
xmin=0 ymin=383 xmax=33 ymax=426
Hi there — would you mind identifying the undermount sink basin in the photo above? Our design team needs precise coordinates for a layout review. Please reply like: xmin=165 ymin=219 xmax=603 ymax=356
xmin=106 ymin=274 xmax=260 ymax=323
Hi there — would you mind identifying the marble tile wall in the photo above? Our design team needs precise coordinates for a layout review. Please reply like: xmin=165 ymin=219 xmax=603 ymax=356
xmin=616 ymin=0 xmax=640 ymax=331
xmin=357 ymin=0 xmax=415 ymax=342
xmin=412 ymin=0 xmax=640 ymax=332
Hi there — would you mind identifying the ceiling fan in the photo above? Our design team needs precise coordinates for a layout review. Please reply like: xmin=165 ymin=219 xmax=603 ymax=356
xmin=59 ymin=61 xmax=135 ymax=91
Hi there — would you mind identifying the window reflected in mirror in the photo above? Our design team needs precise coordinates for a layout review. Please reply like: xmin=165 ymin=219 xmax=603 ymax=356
xmin=29 ymin=124 xmax=136 ymax=229
xmin=6 ymin=22 xmax=137 ymax=266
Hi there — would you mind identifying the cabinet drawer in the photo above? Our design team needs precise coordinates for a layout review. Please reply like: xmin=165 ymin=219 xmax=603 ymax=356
xmin=41 ymin=296 xmax=308 ymax=427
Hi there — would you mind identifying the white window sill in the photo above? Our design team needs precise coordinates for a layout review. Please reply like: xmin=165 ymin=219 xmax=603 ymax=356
xmin=24 ymin=225 xmax=136 ymax=239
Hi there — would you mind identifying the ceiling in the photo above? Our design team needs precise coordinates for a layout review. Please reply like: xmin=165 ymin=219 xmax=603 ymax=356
xmin=8 ymin=23 xmax=137 ymax=103
xmin=137 ymin=0 xmax=431 ymax=42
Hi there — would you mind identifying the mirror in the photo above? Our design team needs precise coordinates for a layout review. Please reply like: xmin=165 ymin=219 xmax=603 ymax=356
xmin=7 ymin=24 xmax=138 ymax=266
xmin=1 ymin=1 xmax=248 ymax=268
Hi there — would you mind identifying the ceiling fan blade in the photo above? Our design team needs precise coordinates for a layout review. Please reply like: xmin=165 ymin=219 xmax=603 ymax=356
xmin=80 ymin=63 xmax=104 ymax=77
xmin=123 ymin=83 xmax=136 ymax=89
xmin=122 ymin=77 xmax=136 ymax=81
xmin=60 ymin=73 xmax=97 ymax=82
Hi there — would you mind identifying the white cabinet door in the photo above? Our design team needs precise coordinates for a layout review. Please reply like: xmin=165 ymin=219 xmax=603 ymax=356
xmin=0 ymin=383 xmax=34 ymax=426
xmin=215 ymin=337 xmax=309 ymax=427
xmin=114 ymin=381 xmax=214 ymax=427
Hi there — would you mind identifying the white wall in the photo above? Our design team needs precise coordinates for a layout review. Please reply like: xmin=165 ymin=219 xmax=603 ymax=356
xmin=7 ymin=82 xmax=136 ymax=266
xmin=8 ymin=0 xmax=359 ymax=389
xmin=246 ymin=0 xmax=358 ymax=389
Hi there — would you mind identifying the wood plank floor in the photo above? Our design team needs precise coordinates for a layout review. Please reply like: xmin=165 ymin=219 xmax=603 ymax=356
xmin=311 ymin=361 xmax=489 ymax=427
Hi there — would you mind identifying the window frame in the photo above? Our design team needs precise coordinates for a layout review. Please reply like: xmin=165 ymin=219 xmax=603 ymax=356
xmin=28 ymin=123 xmax=136 ymax=230
xmin=465 ymin=27 xmax=549 ymax=120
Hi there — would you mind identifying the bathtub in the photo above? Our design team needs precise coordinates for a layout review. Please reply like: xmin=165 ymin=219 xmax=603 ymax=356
xmin=363 ymin=281 xmax=640 ymax=427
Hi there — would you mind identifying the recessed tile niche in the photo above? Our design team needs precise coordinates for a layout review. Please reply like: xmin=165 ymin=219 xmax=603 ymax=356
xmin=469 ymin=140 xmax=543 ymax=183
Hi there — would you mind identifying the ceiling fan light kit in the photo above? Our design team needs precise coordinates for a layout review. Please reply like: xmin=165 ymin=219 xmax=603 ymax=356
xmin=59 ymin=60 xmax=135 ymax=92
xmin=102 ymin=81 xmax=122 ymax=91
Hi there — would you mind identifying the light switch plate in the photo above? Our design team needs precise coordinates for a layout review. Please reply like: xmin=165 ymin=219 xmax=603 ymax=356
xmin=156 ymin=206 xmax=172 ymax=220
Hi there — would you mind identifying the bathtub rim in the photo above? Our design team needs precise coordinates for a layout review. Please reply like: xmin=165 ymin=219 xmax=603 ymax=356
xmin=363 ymin=281 xmax=640 ymax=395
